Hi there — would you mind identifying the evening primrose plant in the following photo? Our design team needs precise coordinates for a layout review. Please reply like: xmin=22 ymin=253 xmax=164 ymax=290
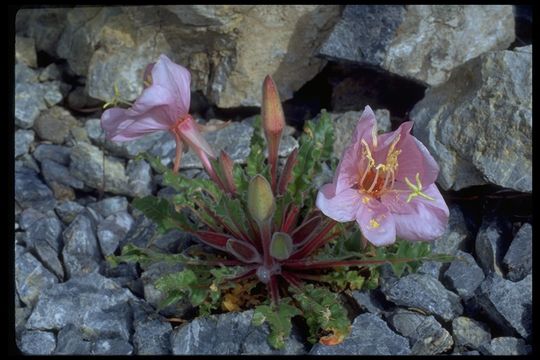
xmin=103 ymin=55 xmax=451 ymax=349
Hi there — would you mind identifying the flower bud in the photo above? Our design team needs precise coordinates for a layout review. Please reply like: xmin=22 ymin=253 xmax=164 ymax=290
xmin=247 ymin=174 xmax=275 ymax=223
xmin=262 ymin=75 xmax=285 ymax=137
xmin=270 ymin=232 xmax=293 ymax=260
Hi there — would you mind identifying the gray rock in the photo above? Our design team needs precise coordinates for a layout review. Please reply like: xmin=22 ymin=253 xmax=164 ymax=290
xmin=310 ymin=313 xmax=410 ymax=355
xmin=92 ymin=338 xmax=133 ymax=355
xmin=320 ymin=6 xmax=514 ymax=86
xmin=66 ymin=86 xmax=102 ymax=110
xmin=15 ymin=305 xmax=32 ymax=338
xmin=15 ymin=9 xmax=68 ymax=57
xmin=431 ymin=205 xmax=469 ymax=255
xmin=15 ymin=250 xmax=58 ymax=307
xmin=69 ymin=141 xmax=131 ymax=196
xmin=87 ymin=196 xmax=129 ymax=218
xmin=171 ymin=310 xmax=306 ymax=355
xmin=16 ymin=154 xmax=41 ymax=174
xmin=452 ymin=316 xmax=491 ymax=351
xmin=15 ymin=82 xmax=47 ymax=129
xmin=39 ymin=63 xmax=63 ymax=82
xmin=381 ymin=273 xmax=463 ymax=322
xmin=33 ymin=106 xmax=80 ymax=145
xmin=148 ymin=132 xmax=177 ymax=168
xmin=476 ymin=273 xmax=531 ymax=340
xmin=351 ymin=289 xmax=387 ymax=314
xmin=120 ymin=210 xmax=158 ymax=249
xmin=311 ymin=110 xmax=391 ymax=160
xmin=132 ymin=301 xmax=173 ymax=355
xmin=54 ymin=324 xmax=92 ymax=355
xmin=15 ymin=36 xmax=37 ymax=68
xmin=126 ymin=159 xmax=153 ymax=197
xmin=502 ymin=223 xmax=532 ymax=281
xmin=148 ymin=229 xmax=195 ymax=254
xmin=15 ymin=61 xmax=39 ymax=83
xmin=18 ymin=330 xmax=56 ymax=355
xmin=452 ymin=350 xmax=481 ymax=355
xmin=18 ymin=207 xmax=46 ymax=230
xmin=55 ymin=200 xmax=85 ymax=224
xmin=15 ymin=129 xmax=35 ymax=158
xmin=15 ymin=232 xmax=26 ymax=245
xmin=42 ymin=81 xmax=67 ymax=107
xmin=443 ymin=250 xmax=485 ymax=300
xmin=62 ymin=212 xmax=101 ymax=278
xmin=386 ymin=309 xmax=453 ymax=355
xmin=33 ymin=144 xmax=72 ymax=166
xmin=318 ymin=5 xmax=406 ymax=66
xmin=141 ymin=261 xmax=190 ymax=318
xmin=97 ymin=212 xmax=134 ymax=257
xmin=179 ymin=122 xmax=254 ymax=169
xmin=479 ymin=337 xmax=531 ymax=355
xmin=48 ymin=180 xmax=76 ymax=202
xmin=56 ymin=8 xmax=121 ymax=76
xmin=475 ymin=220 xmax=506 ymax=275
xmin=25 ymin=215 xmax=65 ymax=280
xmin=85 ymin=118 xmax=165 ymax=158
xmin=26 ymin=273 xmax=135 ymax=341
xmin=411 ymin=47 xmax=531 ymax=192
xmin=15 ymin=166 xmax=56 ymax=212
xmin=41 ymin=159 xmax=85 ymax=190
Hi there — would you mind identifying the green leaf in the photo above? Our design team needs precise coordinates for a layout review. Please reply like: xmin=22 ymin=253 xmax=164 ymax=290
xmin=291 ymin=284 xmax=351 ymax=345
xmin=287 ymin=110 xmax=334 ymax=207
xmin=132 ymin=195 xmax=195 ymax=232
xmin=252 ymin=300 xmax=301 ymax=349
xmin=246 ymin=115 xmax=267 ymax=179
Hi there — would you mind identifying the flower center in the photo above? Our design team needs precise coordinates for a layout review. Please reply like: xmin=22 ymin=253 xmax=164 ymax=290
xmin=356 ymin=135 xmax=401 ymax=198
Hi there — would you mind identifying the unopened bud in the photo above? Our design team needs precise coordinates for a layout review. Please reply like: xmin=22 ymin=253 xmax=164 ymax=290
xmin=247 ymin=174 xmax=275 ymax=223
xmin=270 ymin=232 xmax=293 ymax=260
xmin=262 ymin=75 xmax=285 ymax=136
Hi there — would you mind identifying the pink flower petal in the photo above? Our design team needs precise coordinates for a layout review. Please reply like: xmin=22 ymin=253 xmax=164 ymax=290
xmin=316 ymin=184 xmax=362 ymax=222
xmin=351 ymin=105 xmax=377 ymax=145
xmin=101 ymin=85 xmax=177 ymax=141
xmin=176 ymin=115 xmax=216 ymax=158
xmin=151 ymin=54 xmax=191 ymax=118
xmin=356 ymin=200 xmax=396 ymax=246
xmin=101 ymin=106 xmax=172 ymax=141
xmin=394 ymin=133 xmax=439 ymax=188
xmin=335 ymin=106 xmax=377 ymax=193
xmin=393 ymin=184 xmax=449 ymax=241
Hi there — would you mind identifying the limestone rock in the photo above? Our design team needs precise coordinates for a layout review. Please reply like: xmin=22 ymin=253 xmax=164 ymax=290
xmin=319 ymin=5 xmax=514 ymax=86
xmin=411 ymin=47 xmax=532 ymax=192
xmin=452 ymin=316 xmax=491 ymax=351
xmin=15 ymin=129 xmax=35 ymax=158
xmin=33 ymin=106 xmax=81 ymax=145
xmin=381 ymin=273 xmax=463 ymax=322
xmin=386 ymin=309 xmax=453 ymax=355
xmin=15 ymin=8 xmax=68 ymax=57
xmin=476 ymin=273 xmax=532 ymax=341
xmin=171 ymin=310 xmax=306 ymax=355
xmin=15 ymin=36 xmax=38 ymax=68
xmin=310 ymin=313 xmax=410 ymax=355
xmin=502 ymin=223 xmax=532 ymax=281
xmin=54 ymin=6 xmax=340 ymax=108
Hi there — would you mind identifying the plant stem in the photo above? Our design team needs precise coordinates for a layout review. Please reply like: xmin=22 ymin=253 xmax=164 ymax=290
xmin=172 ymin=131 xmax=184 ymax=173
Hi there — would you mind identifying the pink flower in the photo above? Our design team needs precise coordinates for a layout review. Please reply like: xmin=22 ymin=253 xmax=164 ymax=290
xmin=101 ymin=54 xmax=216 ymax=174
xmin=316 ymin=106 xmax=449 ymax=246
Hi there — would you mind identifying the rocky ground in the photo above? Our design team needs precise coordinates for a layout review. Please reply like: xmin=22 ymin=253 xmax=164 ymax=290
xmin=14 ymin=5 xmax=532 ymax=355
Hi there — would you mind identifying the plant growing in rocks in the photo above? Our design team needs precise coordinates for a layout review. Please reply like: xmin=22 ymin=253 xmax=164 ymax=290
xmin=104 ymin=55 xmax=452 ymax=349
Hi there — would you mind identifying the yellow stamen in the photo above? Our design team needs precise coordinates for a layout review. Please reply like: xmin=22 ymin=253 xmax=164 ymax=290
xmin=369 ymin=219 xmax=380 ymax=229
xmin=405 ymin=172 xmax=436 ymax=203
xmin=362 ymin=196 xmax=370 ymax=204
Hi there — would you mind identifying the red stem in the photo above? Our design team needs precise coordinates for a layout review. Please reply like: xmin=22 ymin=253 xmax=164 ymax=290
xmin=289 ymin=220 xmax=338 ymax=260
xmin=268 ymin=275 xmax=280 ymax=305
xmin=280 ymin=271 xmax=302 ymax=289
xmin=172 ymin=131 xmax=184 ymax=173
xmin=283 ymin=257 xmax=417 ymax=270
